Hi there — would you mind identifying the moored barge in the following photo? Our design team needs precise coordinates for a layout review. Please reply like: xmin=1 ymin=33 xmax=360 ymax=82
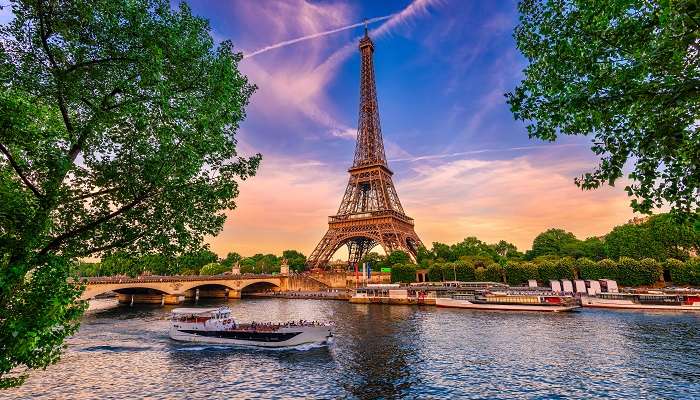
xmin=581 ymin=290 xmax=700 ymax=311
xmin=436 ymin=290 xmax=579 ymax=312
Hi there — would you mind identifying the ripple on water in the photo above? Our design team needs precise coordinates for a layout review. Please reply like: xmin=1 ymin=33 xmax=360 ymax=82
xmin=6 ymin=298 xmax=700 ymax=399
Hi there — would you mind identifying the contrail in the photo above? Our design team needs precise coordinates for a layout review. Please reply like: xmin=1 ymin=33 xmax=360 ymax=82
xmin=243 ymin=14 xmax=394 ymax=59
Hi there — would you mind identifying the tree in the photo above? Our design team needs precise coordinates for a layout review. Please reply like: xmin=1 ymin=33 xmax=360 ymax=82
xmin=529 ymin=229 xmax=579 ymax=259
xmin=177 ymin=250 xmax=219 ymax=275
xmin=0 ymin=0 xmax=259 ymax=386
xmin=282 ymin=250 xmax=306 ymax=272
xmin=385 ymin=250 xmax=411 ymax=267
xmin=361 ymin=252 xmax=386 ymax=270
xmin=431 ymin=242 xmax=453 ymax=262
xmin=491 ymin=240 xmax=522 ymax=261
xmin=604 ymin=223 xmax=665 ymax=260
xmin=221 ymin=252 xmax=242 ymax=268
xmin=390 ymin=264 xmax=417 ymax=283
xmin=199 ymin=262 xmax=229 ymax=276
xmin=507 ymin=0 xmax=699 ymax=216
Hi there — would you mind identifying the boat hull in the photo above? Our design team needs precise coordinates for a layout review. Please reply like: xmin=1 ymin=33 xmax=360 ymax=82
xmin=581 ymin=296 xmax=700 ymax=312
xmin=169 ymin=326 xmax=333 ymax=348
xmin=436 ymin=297 xmax=579 ymax=312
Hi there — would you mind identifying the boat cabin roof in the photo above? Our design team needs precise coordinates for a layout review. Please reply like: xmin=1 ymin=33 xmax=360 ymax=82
xmin=171 ymin=307 xmax=221 ymax=315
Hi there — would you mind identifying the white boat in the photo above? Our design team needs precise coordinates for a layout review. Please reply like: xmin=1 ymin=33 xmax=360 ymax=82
xmin=436 ymin=290 xmax=579 ymax=312
xmin=581 ymin=291 xmax=700 ymax=311
xmin=169 ymin=307 xmax=333 ymax=348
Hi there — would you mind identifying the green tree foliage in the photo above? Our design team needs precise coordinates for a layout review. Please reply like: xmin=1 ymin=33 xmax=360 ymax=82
xmin=508 ymin=0 xmax=699 ymax=216
xmin=176 ymin=250 xmax=219 ymax=275
xmin=528 ymin=229 xmax=579 ymax=260
xmin=576 ymin=258 xmax=603 ymax=280
xmin=199 ymin=262 xmax=229 ymax=276
xmin=139 ymin=253 xmax=171 ymax=275
xmin=239 ymin=258 xmax=256 ymax=274
xmin=484 ymin=263 xmax=505 ymax=283
xmin=100 ymin=252 xmax=140 ymax=277
xmin=504 ymin=261 xmax=539 ymax=285
xmin=0 ymin=257 xmax=86 ymax=389
xmin=453 ymin=260 xmax=477 ymax=282
xmin=536 ymin=260 xmax=558 ymax=283
xmin=596 ymin=259 xmax=619 ymax=280
xmin=491 ymin=240 xmax=523 ymax=261
xmin=390 ymin=264 xmax=416 ymax=283
xmin=0 ymin=0 xmax=260 ymax=386
xmin=554 ymin=257 xmax=577 ymax=280
xmin=604 ymin=223 xmax=664 ymax=260
xmin=282 ymin=250 xmax=306 ymax=272
xmin=221 ymin=252 xmax=242 ymax=268
xmin=361 ymin=252 xmax=386 ymax=270
xmin=415 ymin=246 xmax=434 ymax=267
xmin=616 ymin=257 xmax=663 ymax=287
xmin=646 ymin=214 xmax=700 ymax=260
xmin=385 ymin=250 xmax=411 ymax=267
xmin=427 ymin=263 xmax=445 ymax=282
xmin=579 ymin=237 xmax=606 ymax=260
xmin=669 ymin=258 xmax=700 ymax=286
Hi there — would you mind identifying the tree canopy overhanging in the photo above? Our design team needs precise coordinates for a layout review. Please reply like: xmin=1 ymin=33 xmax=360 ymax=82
xmin=507 ymin=0 xmax=699 ymax=216
xmin=0 ymin=0 xmax=259 ymax=387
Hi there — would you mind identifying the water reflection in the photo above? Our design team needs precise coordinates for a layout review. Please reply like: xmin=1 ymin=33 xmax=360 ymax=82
xmin=7 ymin=299 xmax=700 ymax=399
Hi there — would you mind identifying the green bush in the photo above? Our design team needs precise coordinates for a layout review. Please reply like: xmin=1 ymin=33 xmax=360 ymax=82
xmin=638 ymin=258 xmax=664 ymax=286
xmin=537 ymin=261 xmax=557 ymax=282
xmin=452 ymin=261 xmax=476 ymax=282
xmin=391 ymin=264 xmax=417 ymax=283
xmin=554 ymin=257 xmax=577 ymax=280
xmin=504 ymin=262 xmax=538 ymax=285
xmin=484 ymin=263 xmax=504 ymax=283
xmin=427 ymin=263 xmax=445 ymax=282
xmin=576 ymin=257 xmax=602 ymax=280
xmin=595 ymin=259 xmax=618 ymax=280
xmin=616 ymin=257 xmax=662 ymax=287
xmin=670 ymin=258 xmax=700 ymax=286
xmin=668 ymin=258 xmax=692 ymax=285
xmin=688 ymin=258 xmax=700 ymax=286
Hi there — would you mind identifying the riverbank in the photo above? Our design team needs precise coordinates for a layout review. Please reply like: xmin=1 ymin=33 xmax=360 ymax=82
xmin=244 ymin=290 xmax=351 ymax=301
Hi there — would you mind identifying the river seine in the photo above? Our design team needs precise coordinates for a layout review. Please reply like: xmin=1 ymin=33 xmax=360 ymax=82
xmin=8 ymin=298 xmax=700 ymax=399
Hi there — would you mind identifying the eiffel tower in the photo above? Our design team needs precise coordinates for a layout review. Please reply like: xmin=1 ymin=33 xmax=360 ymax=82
xmin=306 ymin=28 xmax=423 ymax=269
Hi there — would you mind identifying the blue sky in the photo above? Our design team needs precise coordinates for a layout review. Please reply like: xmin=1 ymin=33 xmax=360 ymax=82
xmin=1 ymin=1 xmax=637 ymax=257
xmin=180 ymin=0 xmax=637 ymax=257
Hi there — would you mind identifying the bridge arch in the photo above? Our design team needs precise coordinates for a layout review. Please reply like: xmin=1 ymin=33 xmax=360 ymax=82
xmin=81 ymin=283 xmax=175 ymax=300
xmin=240 ymin=280 xmax=281 ymax=293
xmin=177 ymin=281 xmax=241 ymax=294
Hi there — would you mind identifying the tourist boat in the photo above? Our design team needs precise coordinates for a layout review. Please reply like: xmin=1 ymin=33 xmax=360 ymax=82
xmin=436 ymin=290 xmax=579 ymax=312
xmin=169 ymin=307 xmax=333 ymax=347
xmin=581 ymin=290 xmax=700 ymax=311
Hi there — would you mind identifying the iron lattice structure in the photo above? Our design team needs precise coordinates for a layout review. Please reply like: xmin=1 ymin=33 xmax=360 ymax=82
xmin=306 ymin=30 xmax=423 ymax=270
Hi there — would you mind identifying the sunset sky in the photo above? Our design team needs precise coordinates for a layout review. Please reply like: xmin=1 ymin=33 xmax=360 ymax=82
xmin=177 ymin=0 xmax=639 ymax=258
xmin=185 ymin=1 xmax=635 ymax=257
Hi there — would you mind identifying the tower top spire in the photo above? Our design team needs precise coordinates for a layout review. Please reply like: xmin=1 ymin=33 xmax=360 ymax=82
xmin=363 ymin=19 xmax=368 ymax=37
xmin=353 ymin=22 xmax=383 ymax=168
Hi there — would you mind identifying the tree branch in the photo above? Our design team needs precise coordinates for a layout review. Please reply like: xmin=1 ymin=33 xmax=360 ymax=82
xmin=64 ymin=57 xmax=136 ymax=74
xmin=74 ymin=231 xmax=148 ymax=257
xmin=63 ymin=187 xmax=120 ymax=203
xmin=0 ymin=143 xmax=43 ymax=198
xmin=39 ymin=188 xmax=154 ymax=255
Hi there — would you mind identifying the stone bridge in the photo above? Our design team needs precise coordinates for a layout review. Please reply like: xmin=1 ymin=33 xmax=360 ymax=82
xmin=82 ymin=274 xmax=320 ymax=305
xmin=80 ymin=271 xmax=389 ymax=305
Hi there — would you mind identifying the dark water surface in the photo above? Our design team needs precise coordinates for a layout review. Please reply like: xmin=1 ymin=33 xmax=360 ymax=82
xmin=8 ymin=298 xmax=700 ymax=399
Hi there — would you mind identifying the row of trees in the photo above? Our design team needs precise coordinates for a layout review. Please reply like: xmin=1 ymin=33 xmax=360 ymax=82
xmin=72 ymin=249 xmax=308 ymax=278
xmin=391 ymin=257 xmax=700 ymax=288
xmin=412 ymin=213 xmax=699 ymax=268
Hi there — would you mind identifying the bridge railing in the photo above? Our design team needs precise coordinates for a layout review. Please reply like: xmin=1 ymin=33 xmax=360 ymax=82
xmin=81 ymin=274 xmax=280 ymax=285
